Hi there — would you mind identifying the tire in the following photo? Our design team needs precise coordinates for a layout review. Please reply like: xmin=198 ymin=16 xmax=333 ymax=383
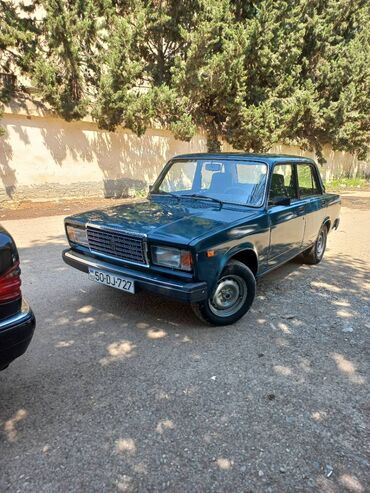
xmin=302 ymin=224 xmax=328 ymax=265
xmin=191 ymin=260 xmax=256 ymax=326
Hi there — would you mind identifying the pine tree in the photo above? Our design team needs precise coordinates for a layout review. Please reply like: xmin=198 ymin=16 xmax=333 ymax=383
xmin=225 ymin=0 xmax=308 ymax=153
xmin=0 ymin=0 xmax=38 ymax=88
xmin=32 ymin=0 xmax=103 ymax=120
xmin=278 ymin=0 xmax=370 ymax=162
xmin=171 ymin=0 xmax=248 ymax=151
xmin=0 ymin=0 xmax=39 ymax=134
xmin=0 ymin=0 xmax=369 ymax=162
xmin=94 ymin=0 xmax=198 ymax=138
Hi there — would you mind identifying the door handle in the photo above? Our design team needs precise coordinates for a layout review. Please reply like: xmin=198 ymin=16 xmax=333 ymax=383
xmin=297 ymin=206 xmax=305 ymax=214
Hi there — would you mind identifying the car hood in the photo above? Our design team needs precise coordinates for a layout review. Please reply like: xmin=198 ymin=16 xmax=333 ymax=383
xmin=67 ymin=197 xmax=261 ymax=245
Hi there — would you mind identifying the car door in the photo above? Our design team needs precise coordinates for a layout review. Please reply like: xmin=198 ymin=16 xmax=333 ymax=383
xmin=268 ymin=163 xmax=305 ymax=267
xmin=296 ymin=163 xmax=327 ymax=249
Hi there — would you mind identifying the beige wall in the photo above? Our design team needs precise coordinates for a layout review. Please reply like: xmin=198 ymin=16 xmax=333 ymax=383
xmin=0 ymin=113 xmax=209 ymax=201
xmin=1 ymin=107 xmax=369 ymax=202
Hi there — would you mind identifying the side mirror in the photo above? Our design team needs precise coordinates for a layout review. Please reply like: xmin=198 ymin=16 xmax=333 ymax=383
xmin=269 ymin=196 xmax=291 ymax=206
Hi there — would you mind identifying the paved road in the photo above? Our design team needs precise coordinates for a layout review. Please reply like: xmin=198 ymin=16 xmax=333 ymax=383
xmin=1 ymin=193 xmax=369 ymax=492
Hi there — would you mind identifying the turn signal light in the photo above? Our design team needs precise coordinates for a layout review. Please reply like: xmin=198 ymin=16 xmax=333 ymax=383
xmin=180 ymin=251 xmax=193 ymax=270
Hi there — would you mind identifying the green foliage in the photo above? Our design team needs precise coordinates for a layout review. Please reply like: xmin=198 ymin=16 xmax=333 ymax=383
xmin=93 ymin=0 xmax=198 ymax=136
xmin=0 ymin=0 xmax=38 ymax=101
xmin=0 ymin=0 xmax=39 ymax=135
xmin=172 ymin=0 xmax=249 ymax=151
xmin=30 ymin=0 xmax=106 ymax=120
xmin=0 ymin=0 xmax=369 ymax=162
xmin=325 ymin=177 xmax=369 ymax=191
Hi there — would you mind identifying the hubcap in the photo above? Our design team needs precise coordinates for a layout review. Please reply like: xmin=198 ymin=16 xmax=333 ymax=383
xmin=316 ymin=230 xmax=325 ymax=257
xmin=208 ymin=274 xmax=247 ymax=317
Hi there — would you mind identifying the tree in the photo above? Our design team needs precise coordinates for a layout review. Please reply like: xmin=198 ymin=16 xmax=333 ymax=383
xmin=225 ymin=0 xmax=308 ymax=153
xmin=93 ymin=0 xmax=198 ymax=138
xmin=171 ymin=0 xmax=248 ymax=151
xmin=0 ymin=0 xmax=39 ymax=134
xmin=31 ymin=0 xmax=104 ymax=120
xmin=172 ymin=0 xmax=369 ymax=160
xmin=0 ymin=0 xmax=38 ymax=87
xmin=0 ymin=0 xmax=369 ymax=162
xmin=279 ymin=0 xmax=370 ymax=162
xmin=312 ymin=0 xmax=370 ymax=161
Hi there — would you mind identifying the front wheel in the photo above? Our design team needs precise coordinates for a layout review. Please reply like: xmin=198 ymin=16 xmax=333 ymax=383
xmin=192 ymin=260 xmax=256 ymax=326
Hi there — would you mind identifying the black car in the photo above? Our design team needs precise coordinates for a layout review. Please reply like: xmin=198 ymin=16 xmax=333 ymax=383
xmin=0 ymin=225 xmax=35 ymax=370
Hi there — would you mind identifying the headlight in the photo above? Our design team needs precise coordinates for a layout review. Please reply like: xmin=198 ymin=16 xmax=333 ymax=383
xmin=151 ymin=246 xmax=192 ymax=271
xmin=66 ymin=225 xmax=89 ymax=247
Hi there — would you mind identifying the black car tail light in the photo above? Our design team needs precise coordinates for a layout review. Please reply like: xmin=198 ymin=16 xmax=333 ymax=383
xmin=0 ymin=261 xmax=22 ymax=302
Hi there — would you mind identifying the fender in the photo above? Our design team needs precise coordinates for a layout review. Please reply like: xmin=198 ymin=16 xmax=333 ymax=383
xmin=322 ymin=216 xmax=331 ymax=231
xmin=217 ymin=243 xmax=259 ymax=281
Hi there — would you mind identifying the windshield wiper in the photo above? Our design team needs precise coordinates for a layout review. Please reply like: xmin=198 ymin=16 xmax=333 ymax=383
xmin=151 ymin=190 xmax=180 ymax=201
xmin=181 ymin=193 xmax=223 ymax=206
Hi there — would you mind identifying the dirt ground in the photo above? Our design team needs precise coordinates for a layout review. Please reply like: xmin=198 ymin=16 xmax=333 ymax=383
xmin=0 ymin=191 xmax=369 ymax=492
xmin=0 ymin=196 xmax=139 ymax=221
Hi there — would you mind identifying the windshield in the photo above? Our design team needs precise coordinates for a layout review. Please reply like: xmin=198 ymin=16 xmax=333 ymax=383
xmin=154 ymin=159 xmax=268 ymax=207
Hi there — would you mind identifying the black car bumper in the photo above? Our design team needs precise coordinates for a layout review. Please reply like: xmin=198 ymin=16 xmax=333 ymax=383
xmin=0 ymin=300 xmax=36 ymax=370
xmin=63 ymin=249 xmax=208 ymax=303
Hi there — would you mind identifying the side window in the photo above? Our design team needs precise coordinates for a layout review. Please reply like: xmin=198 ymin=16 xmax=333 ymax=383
xmin=269 ymin=164 xmax=297 ymax=200
xmin=297 ymin=165 xmax=320 ymax=197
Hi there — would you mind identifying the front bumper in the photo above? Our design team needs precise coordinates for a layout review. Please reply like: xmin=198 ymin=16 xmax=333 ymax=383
xmin=63 ymin=249 xmax=208 ymax=303
xmin=0 ymin=300 xmax=36 ymax=370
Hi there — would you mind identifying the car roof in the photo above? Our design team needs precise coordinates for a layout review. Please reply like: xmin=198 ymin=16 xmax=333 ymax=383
xmin=172 ymin=152 xmax=315 ymax=165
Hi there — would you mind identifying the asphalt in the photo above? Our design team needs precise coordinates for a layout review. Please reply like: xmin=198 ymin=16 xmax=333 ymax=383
xmin=0 ymin=193 xmax=369 ymax=492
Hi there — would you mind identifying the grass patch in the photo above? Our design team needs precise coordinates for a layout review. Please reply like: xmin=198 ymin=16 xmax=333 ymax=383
xmin=130 ymin=187 xmax=148 ymax=198
xmin=325 ymin=177 xmax=369 ymax=191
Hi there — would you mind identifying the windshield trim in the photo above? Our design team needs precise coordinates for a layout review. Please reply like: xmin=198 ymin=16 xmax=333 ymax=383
xmin=151 ymin=158 xmax=269 ymax=208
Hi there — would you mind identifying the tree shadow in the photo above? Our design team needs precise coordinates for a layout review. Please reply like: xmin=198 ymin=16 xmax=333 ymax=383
xmin=2 ymin=115 xmax=207 ymax=199
xmin=0 ymin=235 xmax=368 ymax=492
xmin=0 ymin=130 xmax=16 ymax=198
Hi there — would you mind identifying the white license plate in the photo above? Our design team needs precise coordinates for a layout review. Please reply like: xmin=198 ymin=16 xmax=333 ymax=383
xmin=88 ymin=268 xmax=135 ymax=294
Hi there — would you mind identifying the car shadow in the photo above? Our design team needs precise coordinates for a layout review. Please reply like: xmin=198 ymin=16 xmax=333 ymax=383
xmin=0 ymin=232 xmax=368 ymax=493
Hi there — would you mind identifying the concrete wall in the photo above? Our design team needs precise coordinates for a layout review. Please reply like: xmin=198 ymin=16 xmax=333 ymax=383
xmin=1 ymin=104 xmax=369 ymax=202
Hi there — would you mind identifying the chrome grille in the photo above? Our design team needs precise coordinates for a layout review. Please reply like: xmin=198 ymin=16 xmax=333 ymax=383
xmin=87 ymin=226 xmax=147 ymax=265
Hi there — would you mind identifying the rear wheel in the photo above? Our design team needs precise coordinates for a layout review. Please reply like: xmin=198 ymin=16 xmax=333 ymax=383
xmin=302 ymin=224 xmax=328 ymax=265
xmin=192 ymin=260 xmax=256 ymax=326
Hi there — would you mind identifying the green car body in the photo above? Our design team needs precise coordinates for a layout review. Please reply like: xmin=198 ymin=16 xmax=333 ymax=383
xmin=63 ymin=153 xmax=341 ymax=325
